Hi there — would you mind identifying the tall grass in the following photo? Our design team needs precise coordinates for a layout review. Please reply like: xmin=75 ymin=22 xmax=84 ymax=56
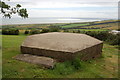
xmin=49 ymin=58 xmax=86 ymax=75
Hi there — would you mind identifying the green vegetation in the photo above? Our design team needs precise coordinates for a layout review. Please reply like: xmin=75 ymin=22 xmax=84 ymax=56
xmin=2 ymin=20 xmax=119 ymax=78
xmin=1 ymin=20 xmax=118 ymax=30
xmin=49 ymin=25 xmax=60 ymax=32
xmin=70 ymin=29 xmax=108 ymax=31
xmin=24 ymin=30 xmax=29 ymax=34
xmin=0 ymin=1 xmax=28 ymax=18
xmin=2 ymin=35 xmax=118 ymax=78
xmin=2 ymin=28 xmax=19 ymax=35
xmin=83 ymin=31 xmax=120 ymax=45
xmin=40 ymin=28 xmax=49 ymax=33
xmin=64 ymin=30 xmax=119 ymax=45
xmin=2 ymin=25 xmax=119 ymax=45
xmin=29 ymin=29 xmax=40 ymax=35
xmin=61 ymin=23 xmax=90 ymax=28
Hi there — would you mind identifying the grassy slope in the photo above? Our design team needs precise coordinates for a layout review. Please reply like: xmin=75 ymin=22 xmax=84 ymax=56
xmin=59 ymin=20 xmax=118 ymax=29
xmin=2 ymin=35 xmax=118 ymax=78
xmin=94 ymin=20 xmax=118 ymax=24
xmin=60 ymin=23 xmax=89 ymax=28
xmin=69 ymin=29 xmax=108 ymax=32
xmin=86 ymin=23 xmax=118 ymax=30
xmin=63 ymin=20 xmax=118 ymax=31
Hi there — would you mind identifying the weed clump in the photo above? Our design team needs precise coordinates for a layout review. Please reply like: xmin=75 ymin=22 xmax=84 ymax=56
xmin=2 ymin=28 xmax=19 ymax=35
xmin=30 ymin=29 xmax=40 ymax=34
xmin=24 ymin=30 xmax=29 ymax=34
xmin=52 ymin=58 xmax=85 ymax=75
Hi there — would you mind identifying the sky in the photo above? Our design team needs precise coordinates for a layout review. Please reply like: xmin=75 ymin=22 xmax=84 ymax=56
xmin=1 ymin=0 xmax=119 ymax=19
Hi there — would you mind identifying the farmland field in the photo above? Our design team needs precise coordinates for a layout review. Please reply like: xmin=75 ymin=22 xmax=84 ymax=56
xmin=2 ymin=35 xmax=119 ymax=78
xmin=1 ymin=20 xmax=119 ymax=31
xmin=60 ymin=23 xmax=90 ymax=28
xmin=69 ymin=29 xmax=109 ymax=32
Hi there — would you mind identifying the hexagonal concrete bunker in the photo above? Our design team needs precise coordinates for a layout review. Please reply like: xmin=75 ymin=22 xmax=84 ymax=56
xmin=21 ymin=32 xmax=103 ymax=61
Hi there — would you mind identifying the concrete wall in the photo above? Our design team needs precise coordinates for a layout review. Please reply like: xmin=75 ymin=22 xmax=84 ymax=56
xmin=21 ymin=43 xmax=103 ymax=61
xmin=21 ymin=46 xmax=74 ymax=61
xmin=75 ymin=43 xmax=103 ymax=61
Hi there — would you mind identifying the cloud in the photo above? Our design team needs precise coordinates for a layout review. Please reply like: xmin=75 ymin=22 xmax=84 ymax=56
xmin=7 ymin=0 xmax=119 ymax=8
xmin=28 ymin=8 xmax=117 ymax=19
xmin=2 ymin=0 xmax=118 ymax=19
xmin=9 ymin=0 xmax=119 ymax=2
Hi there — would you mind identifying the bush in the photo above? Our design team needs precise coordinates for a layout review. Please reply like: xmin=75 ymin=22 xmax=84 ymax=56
xmin=95 ymin=31 xmax=109 ymax=41
xmin=77 ymin=30 xmax=81 ymax=33
xmin=106 ymin=33 xmax=120 ymax=45
xmin=30 ymin=29 xmax=40 ymax=34
xmin=2 ymin=28 xmax=19 ymax=35
xmin=49 ymin=25 xmax=60 ymax=32
xmin=41 ymin=28 xmax=50 ymax=33
xmin=2 ymin=29 xmax=9 ymax=35
xmin=64 ymin=30 xmax=69 ymax=32
xmin=72 ymin=58 xmax=81 ymax=70
xmin=83 ymin=31 xmax=119 ymax=45
xmin=52 ymin=57 xmax=84 ymax=75
xmin=53 ymin=62 xmax=74 ymax=75
xmin=73 ymin=31 xmax=76 ymax=33
xmin=24 ymin=30 xmax=29 ymax=34
xmin=84 ymin=31 xmax=109 ymax=41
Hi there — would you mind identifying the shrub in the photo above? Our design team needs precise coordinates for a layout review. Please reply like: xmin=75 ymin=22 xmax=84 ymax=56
xmin=83 ymin=31 xmax=119 ymax=45
xmin=24 ymin=30 xmax=29 ymax=34
xmin=49 ymin=25 xmax=60 ymax=32
xmin=53 ymin=62 xmax=74 ymax=75
xmin=84 ymin=31 xmax=109 ymax=41
xmin=73 ymin=31 xmax=76 ymax=33
xmin=30 ymin=29 xmax=40 ymax=34
xmin=95 ymin=31 xmax=110 ymax=41
xmin=77 ymin=30 xmax=81 ymax=33
xmin=71 ymin=58 xmax=82 ymax=70
xmin=2 ymin=28 xmax=19 ymax=35
xmin=2 ymin=29 xmax=9 ymax=35
xmin=64 ymin=30 xmax=69 ymax=32
xmin=52 ymin=57 xmax=85 ymax=75
xmin=106 ymin=33 xmax=120 ymax=45
xmin=41 ymin=28 xmax=49 ymax=33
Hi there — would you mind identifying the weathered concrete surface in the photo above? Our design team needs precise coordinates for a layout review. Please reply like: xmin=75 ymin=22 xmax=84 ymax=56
xmin=13 ymin=54 xmax=55 ymax=68
xmin=21 ymin=32 xmax=103 ymax=61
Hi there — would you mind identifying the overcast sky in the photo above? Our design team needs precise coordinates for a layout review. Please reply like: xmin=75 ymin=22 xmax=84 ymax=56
xmin=2 ymin=0 xmax=119 ymax=19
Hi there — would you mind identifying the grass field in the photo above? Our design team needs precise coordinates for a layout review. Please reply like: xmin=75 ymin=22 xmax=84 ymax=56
xmin=1 ymin=20 xmax=118 ymax=31
xmin=2 ymin=35 xmax=119 ymax=78
xmin=85 ymin=23 xmax=118 ymax=30
xmin=94 ymin=20 xmax=118 ymax=24
xmin=60 ymin=23 xmax=90 ymax=28
xmin=69 ymin=29 xmax=109 ymax=32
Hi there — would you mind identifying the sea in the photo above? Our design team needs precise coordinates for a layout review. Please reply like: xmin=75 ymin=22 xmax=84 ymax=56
xmin=0 ymin=17 xmax=115 ymax=25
